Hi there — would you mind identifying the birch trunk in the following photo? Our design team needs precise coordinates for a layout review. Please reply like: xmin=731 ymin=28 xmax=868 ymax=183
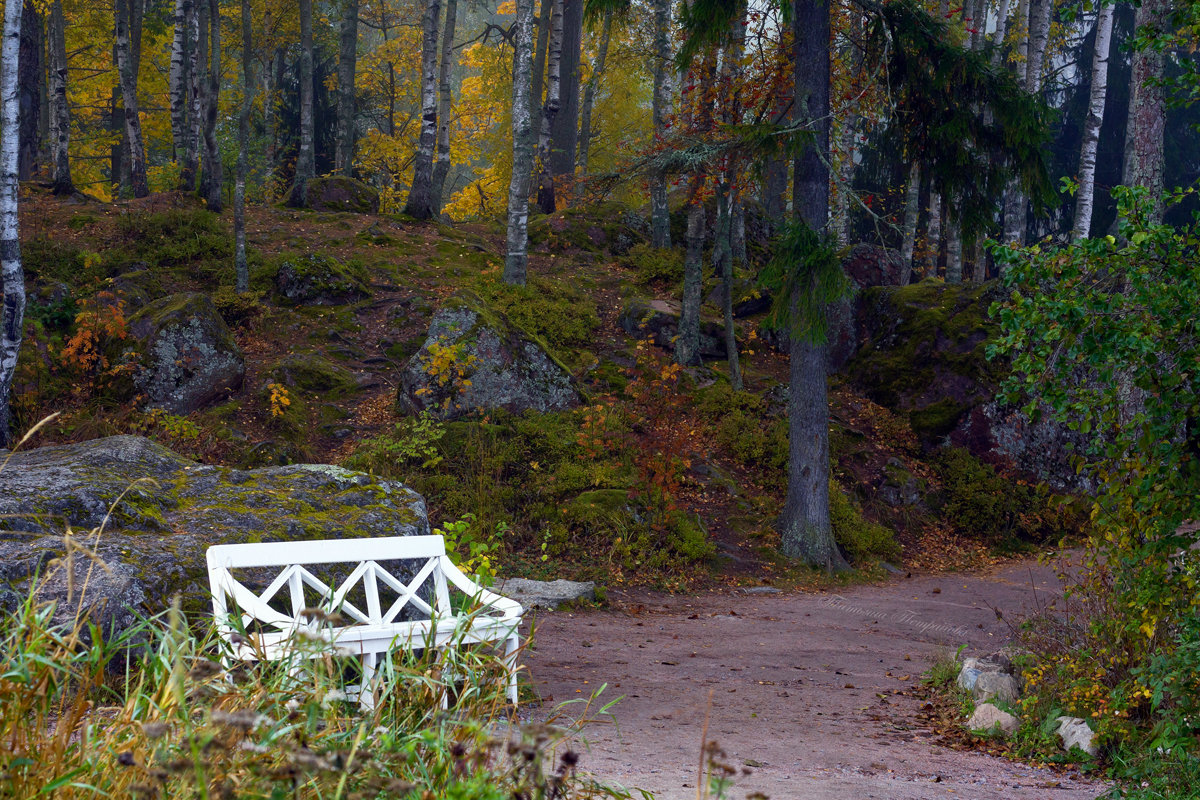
xmin=0 ymin=0 xmax=24 ymax=447
xmin=48 ymin=0 xmax=70 ymax=194
xmin=335 ymin=0 xmax=359 ymax=176
xmin=201 ymin=0 xmax=221 ymax=211
xmin=926 ymin=188 xmax=941 ymax=275
xmin=1072 ymin=3 xmax=1113 ymax=239
xmin=531 ymin=0 xmax=551 ymax=113
xmin=264 ymin=46 xmax=282 ymax=172
xmin=430 ymin=0 xmax=459 ymax=213
xmin=183 ymin=0 xmax=201 ymax=190
xmin=404 ymin=0 xmax=442 ymax=219
xmin=990 ymin=0 xmax=1012 ymax=67
xmin=1002 ymin=0 xmax=1048 ymax=245
xmin=535 ymin=0 xmax=563 ymax=214
xmin=649 ymin=0 xmax=672 ymax=247
xmin=504 ymin=0 xmax=536 ymax=286
xmin=115 ymin=0 xmax=148 ymax=197
xmin=899 ymin=162 xmax=920 ymax=283
xmin=169 ymin=0 xmax=189 ymax=164
xmin=290 ymin=0 xmax=315 ymax=206
xmin=575 ymin=6 xmax=611 ymax=177
xmin=945 ymin=214 xmax=963 ymax=283
xmin=235 ymin=0 xmax=254 ymax=293
xmin=549 ymin=0 xmax=583 ymax=195
xmin=1121 ymin=0 xmax=1167 ymax=224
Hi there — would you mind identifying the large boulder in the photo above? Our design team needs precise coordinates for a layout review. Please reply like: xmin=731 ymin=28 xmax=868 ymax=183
xmin=399 ymin=292 xmax=580 ymax=420
xmin=275 ymin=252 xmax=371 ymax=306
xmin=620 ymin=297 xmax=728 ymax=360
xmin=303 ymin=176 xmax=380 ymax=214
xmin=130 ymin=293 xmax=245 ymax=414
xmin=0 ymin=436 xmax=431 ymax=623
xmin=842 ymin=279 xmax=1092 ymax=490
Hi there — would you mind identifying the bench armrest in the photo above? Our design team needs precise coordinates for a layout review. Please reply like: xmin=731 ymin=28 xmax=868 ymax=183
xmin=439 ymin=557 xmax=524 ymax=619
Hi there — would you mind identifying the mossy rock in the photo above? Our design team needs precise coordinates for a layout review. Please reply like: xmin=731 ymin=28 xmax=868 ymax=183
xmin=304 ymin=175 xmax=380 ymax=214
xmin=129 ymin=292 xmax=246 ymax=414
xmin=399 ymin=291 xmax=581 ymax=420
xmin=527 ymin=201 xmax=648 ymax=255
xmin=274 ymin=252 xmax=371 ymax=306
xmin=268 ymin=352 xmax=361 ymax=398
xmin=844 ymin=279 xmax=1005 ymax=446
xmin=0 ymin=435 xmax=430 ymax=615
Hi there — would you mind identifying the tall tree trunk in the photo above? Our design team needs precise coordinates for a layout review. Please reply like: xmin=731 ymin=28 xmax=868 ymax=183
xmin=404 ymin=0 xmax=442 ymax=219
xmin=264 ymin=45 xmax=283 ymax=173
xmin=169 ymin=0 xmax=189 ymax=165
xmin=235 ymin=0 xmax=254 ymax=293
xmin=0 ymin=0 xmax=24 ymax=448
xmin=575 ymin=6 xmax=611 ymax=177
xmin=535 ymin=0 xmax=563 ymax=213
xmin=732 ymin=197 xmax=746 ymax=263
xmin=335 ymin=0 xmax=359 ymax=176
xmin=201 ymin=0 xmax=221 ymax=211
xmin=926 ymin=187 xmax=941 ymax=275
xmin=430 ymin=0 xmax=458 ymax=213
xmin=1072 ymin=3 xmax=1113 ymax=239
xmin=1002 ymin=0 xmax=1048 ymax=245
xmin=990 ymin=0 xmax=1012 ymax=68
xmin=290 ymin=0 xmax=315 ymax=206
xmin=1121 ymin=0 xmax=1167 ymax=224
xmin=675 ymin=52 xmax=714 ymax=368
xmin=832 ymin=6 xmax=861 ymax=245
xmin=649 ymin=0 xmax=672 ymax=247
xmin=183 ymin=0 xmax=202 ymax=190
xmin=17 ymin=0 xmax=39 ymax=181
xmin=945 ymin=214 xmax=962 ymax=282
xmin=47 ymin=0 xmax=70 ymax=194
xmin=899 ymin=162 xmax=920 ymax=283
xmin=531 ymin=0 xmax=552 ymax=113
xmin=504 ymin=0 xmax=536 ymax=286
xmin=715 ymin=178 xmax=742 ymax=390
xmin=548 ymin=0 xmax=583 ymax=198
xmin=782 ymin=0 xmax=846 ymax=571
xmin=115 ymin=0 xmax=148 ymax=197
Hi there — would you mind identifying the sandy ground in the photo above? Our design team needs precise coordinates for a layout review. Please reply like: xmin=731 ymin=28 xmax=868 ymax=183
xmin=522 ymin=560 xmax=1107 ymax=799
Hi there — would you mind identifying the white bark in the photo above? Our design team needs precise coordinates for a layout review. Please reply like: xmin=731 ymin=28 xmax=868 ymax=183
xmin=0 ymin=0 xmax=24 ymax=447
xmin=169 ymin=0 xmax=188 ymax=163
xmin=504 ymin=0 xmax=536 ymax=285
xmin=900 ymin=162 xmax=920 ymax=283
xmin=990 ymin=0 xmax=1012 ymax=67
xmin=183 ymin=0 xmax=200 ymax=189
xmin=1072 ymin=3 xmax=1113 ymax=240
xmin=535 ymin=0 xmax=563 ymax=214
xmin=115 ymin=0 xmax=148 ymax=197
xmin=404 ymin=0 xmax=441 ymax=218
xmin=1003 ymin=0 xmax=1050 ymax=245
xmin=430 ymin=0 xmax=459 ymax=213
xmin=48 ymin=0 xmax=70 ymax=194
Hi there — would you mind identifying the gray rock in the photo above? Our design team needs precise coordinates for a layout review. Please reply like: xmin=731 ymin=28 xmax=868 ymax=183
xmin=620 ymin=297 xmax=728 ymax=360
xmin=0 ymin=436 xmax=430 ymax=611
xmin=130 ymin=293 xmax=245 ymax=414
xmin=957 ymin=664 xmax=982 ymax=693
xmin=493 ymin=578 xmax=596 ymax=609
xmin=1055 ymin=716 xmax=1098 ymax=757
xmin=400 ymin=292 xmax=580 ymax=420
xmin=968 ymin=703 xmax=1020 ymax=736
xmin=275 ymin=252 xmax=370 ymax=306
xmin=972 ymin=671 xmax=1020 ymax=705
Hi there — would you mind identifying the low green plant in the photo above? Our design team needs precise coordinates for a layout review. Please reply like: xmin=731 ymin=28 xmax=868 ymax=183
xmin=622 ymin=243 xmax=684 ymax=287
xmin=351 ymin=410 xmax=447 ymax=470
xmin=830 ymin=483 xmax=902 ymax=563
xmin=435 ymin=512 xmax=507 ymax=585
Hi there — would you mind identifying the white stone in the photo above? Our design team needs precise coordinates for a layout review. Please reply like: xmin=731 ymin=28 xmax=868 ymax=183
xmin=957 ymin=664 xmax=981 ymax=692
xmin=968 ymin=703 xmax=1019 ymax=735
xmin=1055 ymin=716 xmax=1098 ymax=757
xmin=972 ymin=671 xmax=1020 ymax=704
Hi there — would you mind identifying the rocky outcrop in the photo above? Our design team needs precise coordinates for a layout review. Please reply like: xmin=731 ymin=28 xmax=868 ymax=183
xmin=0 ymin=436 xmax=430 ymax=622
xmin=130 ymin=293 xmax=245 ymax=414
xmin=303 ymin=176 xmax=380 ymax=214
xmin=620 ymin=297 xmax=728 ymax=360
xmin=275 ymin=252 xmax=371 ymax=306
xmin=400 ymin=292 xmax=580 ymax=420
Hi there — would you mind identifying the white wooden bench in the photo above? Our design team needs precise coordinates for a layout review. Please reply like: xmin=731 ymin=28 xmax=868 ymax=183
xmin=205 ymin=534 xmax=523 ymax=709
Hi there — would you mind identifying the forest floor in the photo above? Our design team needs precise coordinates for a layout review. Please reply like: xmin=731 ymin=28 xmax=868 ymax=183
xmin=524 ymin=556 xmax=1106 ymax=800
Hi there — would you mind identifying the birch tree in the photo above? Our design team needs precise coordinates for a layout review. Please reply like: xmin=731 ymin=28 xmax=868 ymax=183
xmin=535 ymin=0 xmax=564 ymax=213
xmin=504 ymin=0 xmax=536 ymax=286
xmin=290 ymin=0 xmax=316 ymax=206
xmin=549 ymin=0 xmax=584 ymax=194
xmin=899 ymin=162 xmax=920 ymax=282
xmin=649 ymin=0 xmax=672 ymax=247
xmin=115 ymin=0 xmax=149 ymax=197
xmin=1003 ymin=0 xmax=1051 ymax=245
xmin=0 ymin=0 xmax=23 ymax=448
xmin=183 ymin=0 xmax=201 ymax=189
xmin=47 ymin=0 xmax=71 ymax=195
xmin=404 ymin=0 xmax=442 ymax=219
xmin=1072 ymin=2 xmax=1114 ymax=239
xmin=335 ymin=0 xmax=360 ymax=176
xmin=169 ymin=0 xmax=190 ymax=168
xmin=576 ymin=5 xmax=613 ymax=176
xmin=235 ymin=0 xmax=255 ymax=294
xmin=430 ymin=0 xmax=459 ymax=213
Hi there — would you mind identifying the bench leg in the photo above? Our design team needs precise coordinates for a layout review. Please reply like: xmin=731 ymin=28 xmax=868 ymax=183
xmin=505 ymin=634 xmax=519 ymax=706
xmin=358 ymin=652 xmax=379 ymax=712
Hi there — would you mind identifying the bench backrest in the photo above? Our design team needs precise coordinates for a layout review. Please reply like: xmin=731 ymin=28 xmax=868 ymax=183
xmin=206 ymin=535 xmax=454 ymax=635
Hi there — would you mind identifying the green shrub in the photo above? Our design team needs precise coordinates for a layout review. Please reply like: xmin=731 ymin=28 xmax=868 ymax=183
xmin=109 ymin=208 xmax=232 ymax=277
xmin=623 ymin=243 xmax=684 ymax=286
xmin=830 ymin=482 xmax=901 ymax=563
xmin=475 ymin=277 xmax=600 ymax=356
xmin=212 ymin=286 xmax=266 ymax=326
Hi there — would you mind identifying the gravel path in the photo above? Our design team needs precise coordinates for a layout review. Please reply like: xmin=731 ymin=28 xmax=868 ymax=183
xmin=523 ymin=560 xmax=1106 ymax=799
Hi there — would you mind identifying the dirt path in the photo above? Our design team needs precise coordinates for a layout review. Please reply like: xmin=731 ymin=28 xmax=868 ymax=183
xmin=523 ymin=561 xmax=1106 ymax=799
